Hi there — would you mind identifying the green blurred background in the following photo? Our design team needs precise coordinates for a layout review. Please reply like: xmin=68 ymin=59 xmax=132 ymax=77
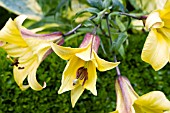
xmin=0 ymin=0 xmax=170 ymax=113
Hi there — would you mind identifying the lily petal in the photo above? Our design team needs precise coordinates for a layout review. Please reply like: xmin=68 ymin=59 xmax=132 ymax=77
xmin=110 ymin=110 xmax=119 ymax=113
xmin=164 ymin=0 xmax=170 ymax=9
xmin=0 ymin=18 xmax=27 ymax=46
xmin=145 ymin=12 xmax=164 ymax=30
xmin=134 ymin=91 xmax=170 ymax=113
xmin=141 ymin=29 xmax=169 ymax=71
xmin=13 ymin=66 xmax=29 ymax=90
xmin=71 ymin=85 xmax=85 ymax=108
xmin=51 ymin=43 xmax=85 ymax=60
xmin=159 ymin=9 xmax=170 ymax=28
xmin=2 ymin=44 xmax=29 ymax=57
xmin=24 ymin=38 xmax=51 ymax=62
xmin=14 ymin=15 xmax=27 ymax=27
xmin=84 ymin=61 xmax=97 ymax=96
xmin=76 ymin=43 xmax=93 ymax=61
xmin=58 ymin=56 xmax=84 ymax=94
xmin=93 ymin=52 xmax=120 ymax=71
xmin=13 ymin=55 xmax=36 ymax=90
xmin=27 ymin=65 xmax=45 ymax=91
xmin=115 ymin=76 xmax=138 ymax=113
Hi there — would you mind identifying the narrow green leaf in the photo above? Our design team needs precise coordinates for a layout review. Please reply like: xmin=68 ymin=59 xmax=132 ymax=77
xmin=87 ymin=0 xmax=103 ymax=10
xmin=114 ymin=33 xmax=128 ymax=50
xmin=118 ymin=44 xmax=125 ymax=59
xmin=115 ymin=16 xmax=126 ymax=32
xmin=56 ymin=0 xmax=70 ymax=10
xmin=100 ymin=38 xmax=107 ymax=55
xmin=65 ymin=32 xmax=85 ymax=42
xmin=74 ymin=7 xmax=100 ymax=20
xmin=102 ymin=0 xmax=112 ymax=8
xmin=112 ymin=0 xmax=125 ymax=12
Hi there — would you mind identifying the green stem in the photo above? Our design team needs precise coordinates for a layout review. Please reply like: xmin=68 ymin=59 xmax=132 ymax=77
xmin=119 ymin=12 xmax=147 ymax=20
xmin=106 ymin=16 xmax=112 ymax=45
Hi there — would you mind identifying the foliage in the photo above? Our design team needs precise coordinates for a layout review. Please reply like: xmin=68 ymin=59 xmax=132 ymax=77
xmin=0 ymin=0 xmax=170 ymax=113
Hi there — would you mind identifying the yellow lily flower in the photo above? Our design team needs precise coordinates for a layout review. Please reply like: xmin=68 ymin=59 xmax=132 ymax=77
xmin=51 ymin=33 xmax=120 ymax=107
xmin=141 ymin=0 xmax=170 ymax=71
xmin=111 ymin=76 xmax=170 ymax=113
xmin=0 ymin=15 xmax=63 ymax=91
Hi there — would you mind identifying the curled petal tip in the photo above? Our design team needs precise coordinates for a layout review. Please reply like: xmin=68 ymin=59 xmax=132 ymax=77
xmin=43 ymin=82 xmax=47 ymax=88
xmin=19 ymin=85 xmax=30 ymax=91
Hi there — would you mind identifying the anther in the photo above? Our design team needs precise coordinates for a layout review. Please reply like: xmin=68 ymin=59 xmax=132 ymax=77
xmin=73 ymin=67 xmax=88 ymax=86
xmin=18 ymin=67 xmax=25 ymax=69
xmin=11 ymin=59 xmax=19 ymax=67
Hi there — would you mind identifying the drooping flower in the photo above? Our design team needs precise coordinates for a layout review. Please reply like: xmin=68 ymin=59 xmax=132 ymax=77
xmin=0 ymin=15 xmax=63 ymax=91
xmin=51 ymin=33 xmax=120 ymax=107
xmin=111 ymin=76 xmax=170 ymax=113
xmin=141 ymin=0 xmax=170 ymax=71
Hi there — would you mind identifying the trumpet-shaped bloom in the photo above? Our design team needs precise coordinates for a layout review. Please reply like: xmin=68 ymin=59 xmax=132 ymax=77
xmin=112 ymin=76 xmax=170 ymax=113
xmin=0 ymin=15 xmax=63 ymax=91
xmin=51 ymin=33 xmax=120 ymax=107
xmin=141 ymin=0 xmax=170 ymax=71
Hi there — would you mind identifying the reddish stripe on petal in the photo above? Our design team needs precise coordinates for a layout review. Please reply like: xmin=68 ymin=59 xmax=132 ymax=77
xmin=79 ymin=33 xmax=100 ymax=53
xmin=20 ymin=28 xmax=63 ymax=40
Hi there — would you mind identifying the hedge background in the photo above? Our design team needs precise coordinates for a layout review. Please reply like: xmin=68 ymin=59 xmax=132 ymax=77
xmin=0 ymin=0 xmax=170 ymax=113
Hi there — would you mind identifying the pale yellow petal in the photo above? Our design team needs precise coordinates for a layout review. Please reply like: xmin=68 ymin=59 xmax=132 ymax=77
xmin=13 ymin=56 xmax=36 ymax=90
xmin=84 ymin=61 xmax=97 ymax=96
xmin=115 ymin=76 xmax=137 ymax=113
xmin=164 ymin=110 xmax=170 ymax=113
xmin=51 ymin=43 xmax=85 ymax=60
xmin=24 ymin=38 xmax=50 ymax=62
xmin=145 ymin=11 xmax=164 ymax=30
xmin=2 ymin=44 xmax=28 ymax=57
xmin=13 ymin=66 xmax=29 ymax=90
xmin=0 ymin=18 xmax=27 ymax=46
xmin=164 ymin=0 xmax=170 ymax=9
xmin=110 ymin=111 xmax=118 ymax=113
xmin=24 ymin=38 xmax=50 ymax=53
xmin=27 ymin=65 xmax=45 ymax=91
xmin=159 ymin=9 xmax=170 ymax=28
xmin=158 ymin=28 xmax=170 ymax=41
xmin=71 ymin=85 xmax=85 ymax=108
xmin=134 ymin=91 xmax=170 ymax=113
xmin=75 ymin=43 xmax=92 ymax=61
xmin=156 ymin=0 xmax=167 ymax=9
xmin=141 ymin=29 xmax=169 ymax=71
xmin=58 ymin=56 xmax=84 ymax=94
xmin=14 ymin=15 xmax=27 ymax=27
xmin=93 ymin=52 xmax=120 ymax=72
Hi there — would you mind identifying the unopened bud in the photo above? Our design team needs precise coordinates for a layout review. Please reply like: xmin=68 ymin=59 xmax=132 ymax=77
xmin=79 ymin=33 xmax=100 ymax=53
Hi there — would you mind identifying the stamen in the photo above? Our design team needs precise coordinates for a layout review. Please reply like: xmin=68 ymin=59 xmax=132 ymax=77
xmin=7 ymin=55 xmax=25 ymax=69
xmin=11 ymin=59 xmax=19 ymax=67
xmin=73 ymin=67 xmax=88 ymax=86
xmin=76 ymin=67 xmax=84 ymax=79
xmin=18 ymin=67 xmax=25 ymax=69
xmin=82 ymin=75 xmax=88 ymax=86
xmin=6 ymin=55 xmax=14 ymax=62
